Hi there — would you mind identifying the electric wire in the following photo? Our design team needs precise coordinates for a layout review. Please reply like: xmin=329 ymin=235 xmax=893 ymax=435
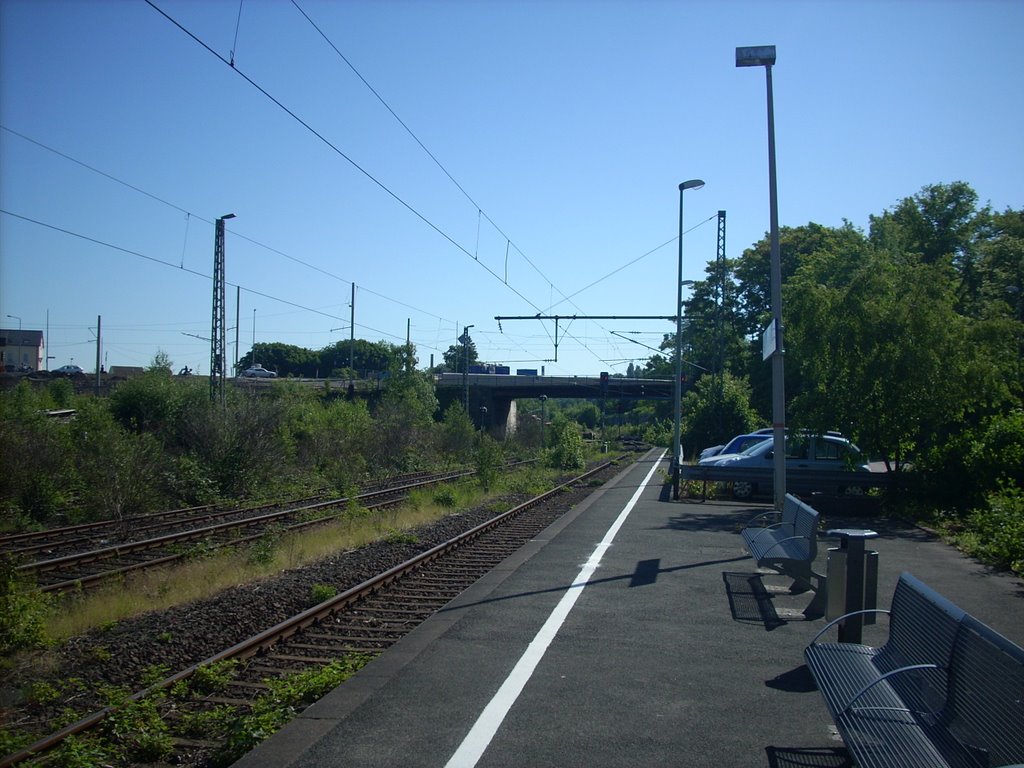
xmin=0 ymin=124 xmax=453 ymax=327
xmin=290 ymin=0 xmax=576 ymax=307
xmin=543 ymin=214 xmax=717 ymax=314
xmin=0 ymin=208 xmax=346 ymax=323
xmin=146 ymin=0 xmax=625 ymax=365
xmin=144 ymin=0 xmax=547 ymax=320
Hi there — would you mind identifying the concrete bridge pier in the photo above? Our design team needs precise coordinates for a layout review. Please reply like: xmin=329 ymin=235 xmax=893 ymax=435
xmin=472 ymin=392 xmax=516 ymax=440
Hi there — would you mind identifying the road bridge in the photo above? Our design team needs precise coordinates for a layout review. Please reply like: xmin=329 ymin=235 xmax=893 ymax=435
xmin=434 ymin=373 xmax=674 ymax=439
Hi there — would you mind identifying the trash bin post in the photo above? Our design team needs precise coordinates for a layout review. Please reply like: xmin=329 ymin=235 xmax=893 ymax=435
xmin=826 ymin=528 xmax=879 ymax=644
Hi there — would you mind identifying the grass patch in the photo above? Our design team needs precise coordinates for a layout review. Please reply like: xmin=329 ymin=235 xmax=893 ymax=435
xmin=39 ymin=461 xmax=599 ymax=641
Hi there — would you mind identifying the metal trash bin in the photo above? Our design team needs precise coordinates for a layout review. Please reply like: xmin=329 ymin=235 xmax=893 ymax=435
xmin=825 ymin=529 xmax=879 ymax=643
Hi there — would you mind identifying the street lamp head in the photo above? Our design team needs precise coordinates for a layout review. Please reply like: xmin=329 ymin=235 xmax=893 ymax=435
xmin=736 ymin=45 xmax=776 ymax=67
xmin=679 ymin=179 xmax=705 ymax=192
xmin=219 ymin=213 xmax=236 ymax=221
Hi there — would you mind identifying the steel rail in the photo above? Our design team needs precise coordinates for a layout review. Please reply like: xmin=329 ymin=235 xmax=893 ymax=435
xmin=0 ymin=458 xmax=620 ymax=768
xmin=18 ymin=469 xmax=476 ymax=592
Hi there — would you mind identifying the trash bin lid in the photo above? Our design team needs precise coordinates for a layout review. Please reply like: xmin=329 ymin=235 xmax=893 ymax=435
xmin=826 ymin=528 xmax=879 ymax=539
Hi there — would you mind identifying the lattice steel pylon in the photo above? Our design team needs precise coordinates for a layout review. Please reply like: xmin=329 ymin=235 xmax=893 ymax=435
xmin=210 ymin=214 xmax=235 ymax=403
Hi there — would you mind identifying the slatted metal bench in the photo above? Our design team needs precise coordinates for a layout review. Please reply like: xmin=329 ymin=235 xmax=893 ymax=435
xmin=740 ymin=493 xmax=821 ymax=589
xmin=805 ymin=572 xmax=1024 ymax=768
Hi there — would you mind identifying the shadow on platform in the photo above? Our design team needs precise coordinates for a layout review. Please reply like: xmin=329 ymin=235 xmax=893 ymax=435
xmin=765 ymin=746 xmax=852 ymax=767
xmin=723 ymin=571 xmax=787 ymax=630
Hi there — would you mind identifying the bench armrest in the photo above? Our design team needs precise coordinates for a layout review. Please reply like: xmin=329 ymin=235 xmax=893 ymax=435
xmin=757 ymin=534 xmax=809 ymax=559
xmin=838 ymin=664 xmax=941 ymax=717
xmin=744 ymin=522 xmax=787 ymax=548
xmin=746 ymin=510 xmax=781 ymax=527
xmin=809 ymin=608 xmax=891 ymax=646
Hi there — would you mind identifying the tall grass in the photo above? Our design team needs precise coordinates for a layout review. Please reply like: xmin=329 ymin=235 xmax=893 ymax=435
xmin=43 ymin=464 xmax=566 ymax=641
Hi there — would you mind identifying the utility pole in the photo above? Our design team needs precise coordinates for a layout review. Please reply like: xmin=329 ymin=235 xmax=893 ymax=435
xmin=350 ymin=283 xmax=356 ymax=371
xmin=95 ymin=314 xmax=101 ymax=396
xmin=460 ymin=324 xmax=474 ymax=410
xmin=715 ymin=210 xmax=727 ymax=437
xmin=234 ymin=285 xmax=240 ymax=375
xmin=211 ymin=214 xmax=235 ymax=403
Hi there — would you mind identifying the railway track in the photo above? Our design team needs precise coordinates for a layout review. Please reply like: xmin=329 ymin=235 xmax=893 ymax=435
xmin=0 ymin=470 xmax=462 ymax=560
xmin=0 ymin=454 xmax=633 ymax=768
xmin=8 ymin=468 xmax=475 ymax=593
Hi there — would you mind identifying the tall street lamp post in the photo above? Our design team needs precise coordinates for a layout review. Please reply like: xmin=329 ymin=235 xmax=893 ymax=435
xmin=737 ymin=44 xmax=786 ymax=511
xmin=673 ymin=179 xmax=705 ymax=500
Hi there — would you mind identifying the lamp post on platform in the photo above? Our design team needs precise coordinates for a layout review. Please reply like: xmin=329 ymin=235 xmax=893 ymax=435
xmin=737 ymin=44 xmax=786 ymax=511
xmin=673 ymin=179 xmax=705 ymax=500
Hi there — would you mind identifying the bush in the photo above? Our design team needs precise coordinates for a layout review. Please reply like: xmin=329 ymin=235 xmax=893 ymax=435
xmin=960 ymin=486 xmax=1024 ymax=575
xmin=474 ymin=434 xmax=503 ymax=492
xmin=0 ymin=560 xmax=51 ymax=653
xmin=310 ymin=583 xmax=337 ymax=604
xmin=920 ymin=410 xmax=1024 ymax=514
xmin=549 ymin=418 xmax=585 ymax=471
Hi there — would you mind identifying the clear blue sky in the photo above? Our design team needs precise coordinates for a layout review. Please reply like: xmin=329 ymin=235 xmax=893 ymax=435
xmin=2 ymin=0 xmax=1021 ymax=376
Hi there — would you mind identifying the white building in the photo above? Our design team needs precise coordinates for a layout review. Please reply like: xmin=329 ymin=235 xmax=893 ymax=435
xmin=0 ymin=328 xmax=44 ymax=371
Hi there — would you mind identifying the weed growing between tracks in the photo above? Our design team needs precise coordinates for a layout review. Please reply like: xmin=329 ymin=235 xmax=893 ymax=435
xmin=0 ymin=458 xmax=618 ymax=764
xmin=37 ymin=463 xmax=568 ymax=643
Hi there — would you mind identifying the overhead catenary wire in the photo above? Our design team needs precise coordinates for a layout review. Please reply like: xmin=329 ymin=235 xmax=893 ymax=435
xmin=144 ymin=0 xmax=548 ymax=321
xmin=145 ymin=1 xmax=641 ymax=368
xmin=0 ymin=209 xmax=346 ymax=324
xmin=290 ymin=0 xmax=576 ymax=307
xmin=0 ymin=124 xmax=454 ymax=328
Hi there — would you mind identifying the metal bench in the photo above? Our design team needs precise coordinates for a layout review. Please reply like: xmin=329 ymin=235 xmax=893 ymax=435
xmin=805 ymin=572 xmax=1024 ymax=768
xmin=740 ymin=493 xmax=821 ymax=589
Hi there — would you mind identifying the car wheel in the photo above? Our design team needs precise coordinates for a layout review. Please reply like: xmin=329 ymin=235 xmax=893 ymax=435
xmin=732 ymin=481 xmax=754 ymax=499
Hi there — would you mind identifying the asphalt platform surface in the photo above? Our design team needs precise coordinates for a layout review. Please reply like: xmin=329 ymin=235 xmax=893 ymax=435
xmin=232 ymin=449 xmax=1024 ymax=768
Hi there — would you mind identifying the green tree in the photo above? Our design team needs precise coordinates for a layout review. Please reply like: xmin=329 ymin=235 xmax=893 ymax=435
xmin=367 ymin=371 xmax=439 ymax=475
xmin=441 ymin=333 xmax=479 ymax=373
xmin=147 ymin=349 xmax=173 ymax=375
xmin=0 ymin=381 xmax=72 ymax=523
xmin=787 ymin=250 xmax=973 ymax=468
xmin=548 ymin=415 xmax=585 ymax=470
xmin=109 ymin=372 xmax=195 ymax=437
xmin=439 ymin=402 xmax=476 ymax=463
xmin=474 ymin=433 xmax=503 ymax=492
xmin=70 ymin=399 xmax=165 ymax=521
xmin=680 ymin=372 xmax=761 ymax=459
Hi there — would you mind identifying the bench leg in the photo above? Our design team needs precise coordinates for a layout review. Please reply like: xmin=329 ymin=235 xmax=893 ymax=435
xmin=802 ymin=581 xmax=827 ymax=619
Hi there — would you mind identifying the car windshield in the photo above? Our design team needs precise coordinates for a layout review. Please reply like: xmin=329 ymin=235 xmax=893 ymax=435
xmin=724 ymin=436 xmax=769 ymax=455
xmin=739 ymin=440 xmax=772 ymax=456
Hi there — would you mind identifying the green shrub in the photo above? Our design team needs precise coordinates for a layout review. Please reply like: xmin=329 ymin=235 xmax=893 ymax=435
xmin=100 ymin=694 xmax=173 ymax=763
xmin=214 ymin=657 xmax=368 ymax=766
xmin=48 ymin=734 xmax=115 ymax=768
xmin=474 ymin=435 xmax=504 ymax=491
xmin=549 ymin=420 xmax=584 ymax=471
xmin=181 ymin=660 xmax=239 ymax=696
xmin=0 ymin=560 xmax=51 ymax=653
xmin=960 ymin=486 xmax=1024 ymax=574
xmin=433 ymin=487 xmax=458 ymax=508
xmin=920 ymin=410 xmax=1024 ymax=514
xmin=310 ymin=583 xmax=337 ymax=604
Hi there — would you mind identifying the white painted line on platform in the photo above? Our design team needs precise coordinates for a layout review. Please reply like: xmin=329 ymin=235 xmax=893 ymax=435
xmin=444 ymin=451 xmax=668 ymax=768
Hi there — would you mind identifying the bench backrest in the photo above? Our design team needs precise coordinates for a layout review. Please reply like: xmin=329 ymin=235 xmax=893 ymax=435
xmin=785 ymin=494 xmax=819 ymax=561
xmin=878 ymin=573 xmax=966 ymax=708
xmin=942 ymin=613 xmax=1024 ymax=766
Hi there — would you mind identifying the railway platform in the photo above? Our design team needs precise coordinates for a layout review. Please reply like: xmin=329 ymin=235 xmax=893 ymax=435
xmin=231 ymin=449 xmax=1024 ymax=768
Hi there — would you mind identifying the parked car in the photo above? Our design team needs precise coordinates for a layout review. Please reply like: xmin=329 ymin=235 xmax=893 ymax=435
xmin=700 ymin=433 xmax=870 ymax=499
xmin=698 ymin=430 xmax=773 ymax=462
xmin=240 ymin=364 xmax=277 ymax=378
xmin=53 ymin=364 xmax=84 ymax=376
